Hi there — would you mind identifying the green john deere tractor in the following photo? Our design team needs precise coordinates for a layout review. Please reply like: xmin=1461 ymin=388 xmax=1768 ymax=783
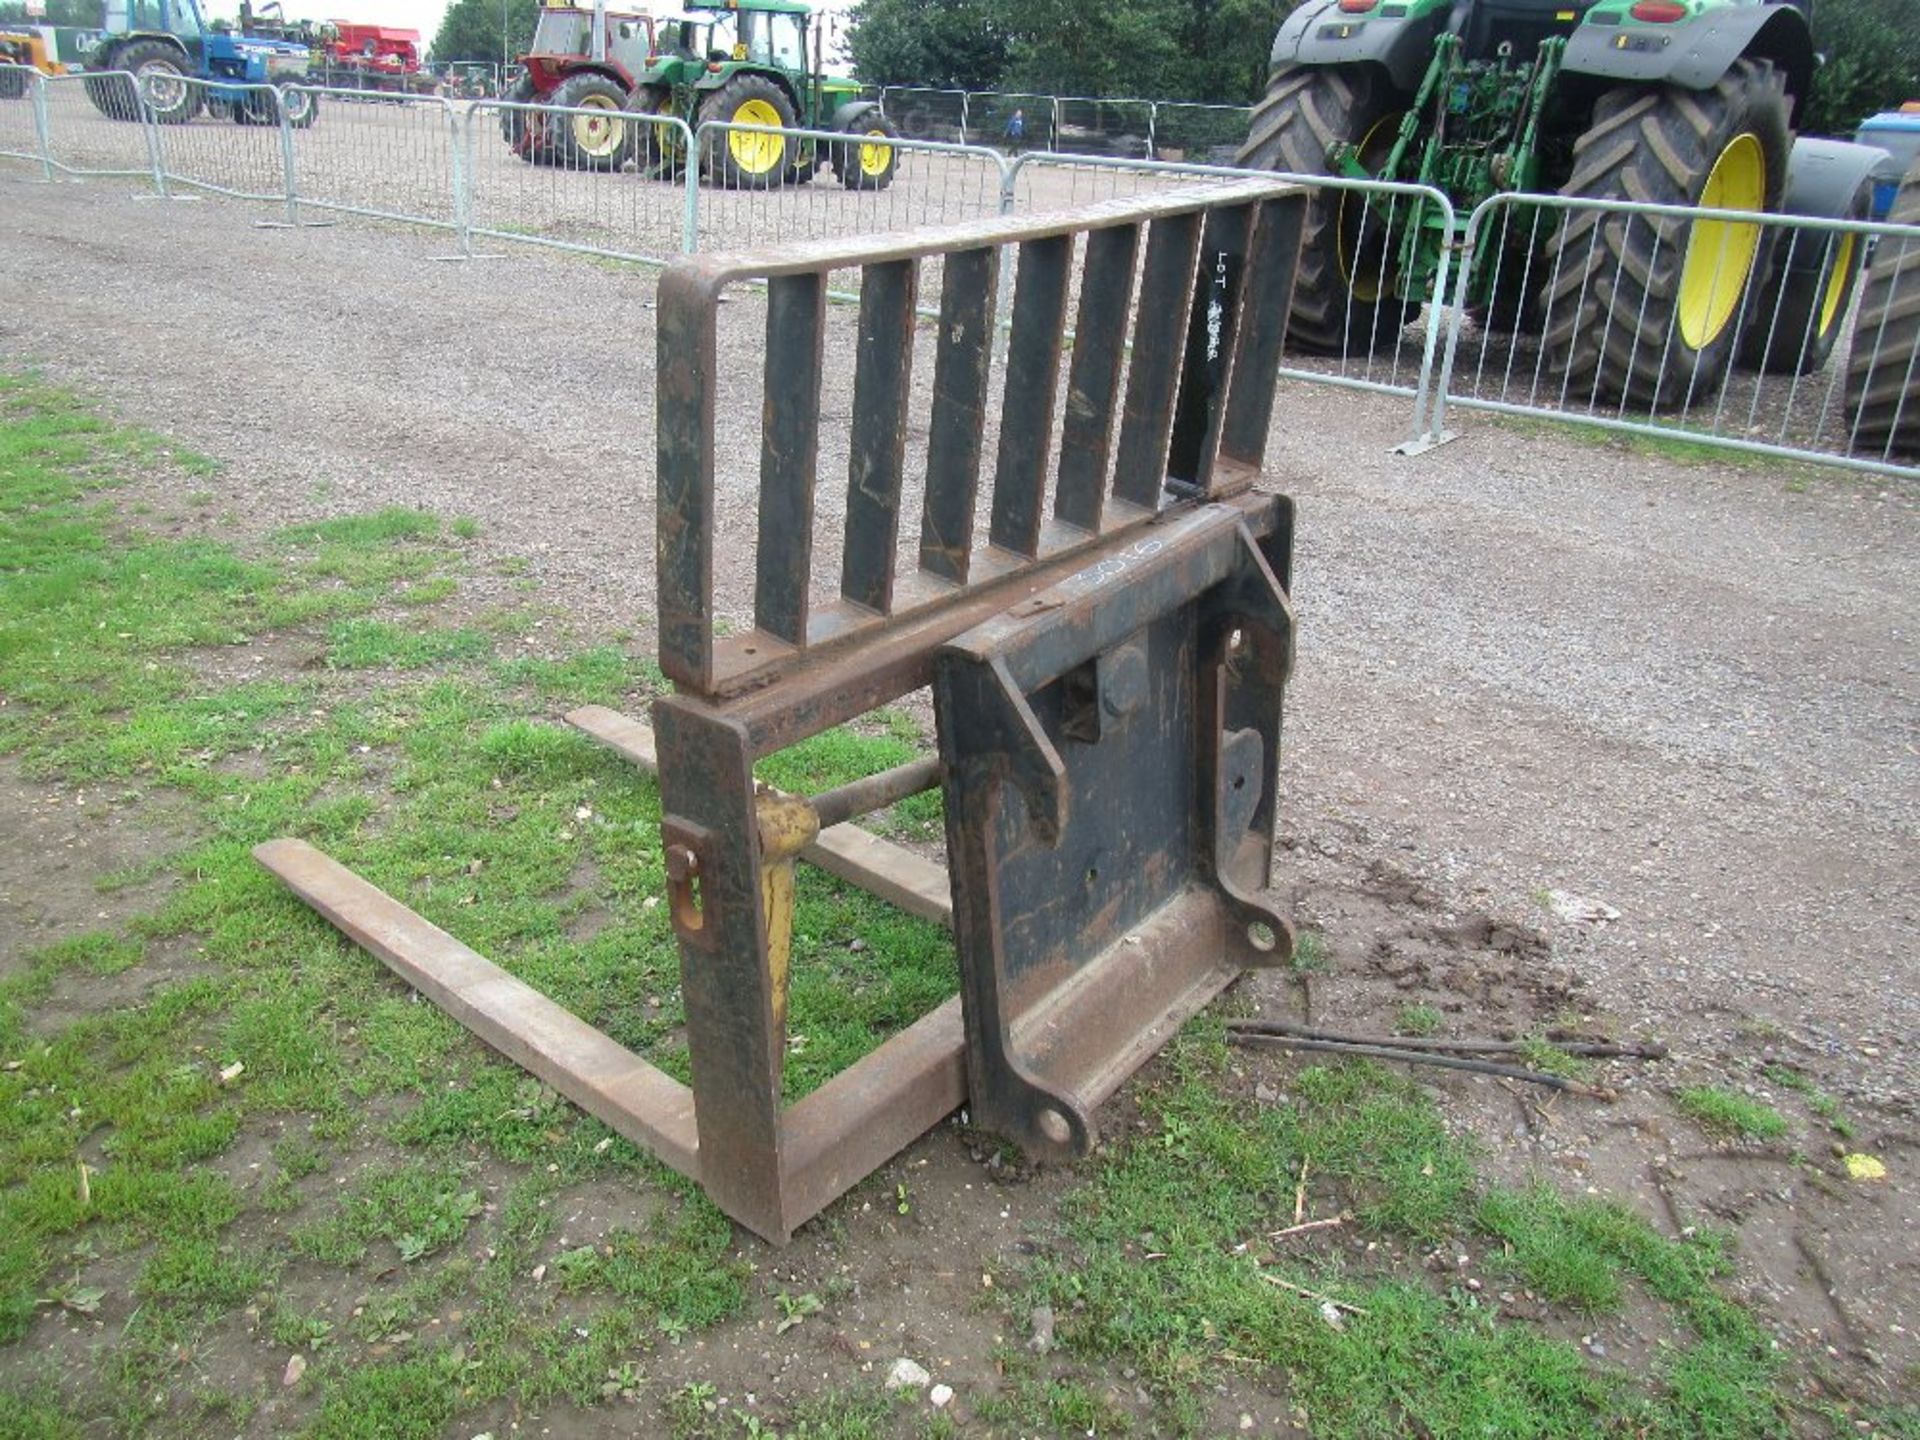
xmin=504 ymin=0 xmax=898 ymax=189
xmin=638 ymin=0 xmax=898 ymax=189
xmin=1240 ymin=0 xmax=1891 ymax=406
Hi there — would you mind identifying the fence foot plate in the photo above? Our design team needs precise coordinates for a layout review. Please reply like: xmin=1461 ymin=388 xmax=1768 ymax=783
xmin=1392 ymin=428 xmax=1458 ymax=457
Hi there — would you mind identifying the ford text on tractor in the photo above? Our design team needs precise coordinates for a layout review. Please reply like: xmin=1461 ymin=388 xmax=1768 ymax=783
xmin=503 ymin=0 xmax=898 ymax=189
xmin=83 ymin=0 xmax=317 ymax=128
xmin=1240 ymin=0 xmax=1888 ymax=405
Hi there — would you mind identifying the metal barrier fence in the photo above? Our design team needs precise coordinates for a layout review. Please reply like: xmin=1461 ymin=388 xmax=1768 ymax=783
xmin=1004 ymin=151 xmax=1457 ymax=438
xmin=466 ymin=100 xmax=696 ymax=262
xmin=1433 ymin=192 xmax=1920 ymax=477
xmin=875 ymin=86 xmax=1253 ymax=164
xmin=2 ymin=66 xmax=1914 ymax=478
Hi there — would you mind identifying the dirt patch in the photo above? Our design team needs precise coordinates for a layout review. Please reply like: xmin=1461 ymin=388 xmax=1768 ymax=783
xmin=0 ymin=760 xmax=191 ymax=979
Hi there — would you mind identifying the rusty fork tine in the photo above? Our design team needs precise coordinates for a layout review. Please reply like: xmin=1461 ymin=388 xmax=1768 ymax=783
xmin=757 ymin=272 xmax=827 ymax=646
xmin=842 ymin=258 xmax=919 ymax=617
xmin=919 ymin=245 xmax=998 ymax=585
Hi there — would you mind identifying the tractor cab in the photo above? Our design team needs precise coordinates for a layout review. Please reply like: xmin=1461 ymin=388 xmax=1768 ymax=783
xmin=519 ymin=0 xmax=655 ymax=91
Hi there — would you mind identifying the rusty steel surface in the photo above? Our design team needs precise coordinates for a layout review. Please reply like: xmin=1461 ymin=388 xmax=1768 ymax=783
xmin=646 ymin=177 xmax=1306 ymax=1240
xmin=256 ymin=179 xmax=1307 ymax=1246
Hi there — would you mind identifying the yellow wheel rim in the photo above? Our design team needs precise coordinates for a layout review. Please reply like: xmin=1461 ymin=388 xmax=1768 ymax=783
xmin=646 ymin=94 xmax=684 ymax=158
xmin=571 ymin=94 xmax=624 ymax=158
xmin=728 ymin=97 xmax=785 ymax=174
xmin=858 ymin=128 xmax=892 ymax=177
xmin=1817 ymin=230 xmax=1857 ymax=337
xmin=1678 ymin=133 xmax=1766 ymax=349
xmin=1334 ymin=112 xmax=1403 ymax=302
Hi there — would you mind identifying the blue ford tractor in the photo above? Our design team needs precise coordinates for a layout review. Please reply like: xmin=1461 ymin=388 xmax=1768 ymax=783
xmin=84 ymin=0 xmax=317 ymax=127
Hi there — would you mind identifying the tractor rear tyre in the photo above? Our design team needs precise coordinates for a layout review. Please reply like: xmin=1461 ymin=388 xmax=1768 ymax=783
xmin=500 ymin=74 xmax=545 ymax=164
xmin=834 ymin=112 xmax=899 ymax=191
xmin=0 ymin=65 xmax=26 ymax=100
xmin=1541 ymin=60 xmax=1790 ymax=408
xmin=1845 ymin=165 xmax=1920 ymax=460
xmin=630 ymin=85 xmax=685 ymax=178
xmin=1237 ymin=63 xmax=1413 ymax=356
xmin=702 ymin=73 xmax=796 ymax=189
xmin=1738 ymin=178 xmax=1871 ymax=375
xmin=548 ymin=71 xmax=632 ymax=171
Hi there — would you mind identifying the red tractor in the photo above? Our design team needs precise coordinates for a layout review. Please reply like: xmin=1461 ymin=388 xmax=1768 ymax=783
xmin=503 ymin=0 xmax=658 ymax=169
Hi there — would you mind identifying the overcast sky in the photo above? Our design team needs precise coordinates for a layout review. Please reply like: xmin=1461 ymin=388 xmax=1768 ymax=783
xmin=198 ymin=0 xmax=860 ymax=55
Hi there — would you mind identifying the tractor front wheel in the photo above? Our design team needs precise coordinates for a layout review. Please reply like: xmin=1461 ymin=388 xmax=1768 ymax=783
xmin=500 ymin=74 xmax=545 ymax=164
xmin=548 ymin=72 xmax=632 ymax=171
xmin=1541 ymin=60 xmax=1791 ymax=407
xmin=279 ymin=84 xmax=318 ymax=130
xmin=122 ymin=40 xmax=200 ymax=124
xmin=834 ymin=110 xmax=899 ymax=191
xmin=1845 ymin=163 xmax=1920 ymax=460
xmin=630 ymin=85 xmax=686 ymax=178
xmin=702 ymin=73 xmax=796 ymax=189
xmin=1237 ymin=63 xmax=1413 ymax=356
xmin=1739 ymin=177 xmax=1871 ymax=375
xmin=0 ymin=65 xmax=27 ymax=100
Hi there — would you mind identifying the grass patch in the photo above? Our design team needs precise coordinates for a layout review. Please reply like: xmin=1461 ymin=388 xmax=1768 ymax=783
xmin=0 ymin=375 xmax=957 ymax=1431
xmin=1394 ymin=1004 xmax=1442 ymax=1036
xmin=1677 ymin=1086 xmax=1789 ymax=1141
xmin=1023 ymin=1028 xmax=1786 ymax=1436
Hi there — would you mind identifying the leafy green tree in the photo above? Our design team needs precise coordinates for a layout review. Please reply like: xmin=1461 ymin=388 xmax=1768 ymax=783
xmin=0 ymin=0 xmax=104 ymax=24
xmin=846 ymin=0 xmax=1009 ymax=90
xmin=1801 ymin=0 xmax=1919 ymax=138
xmin=429 ymin=0 xmax=539 ymax=67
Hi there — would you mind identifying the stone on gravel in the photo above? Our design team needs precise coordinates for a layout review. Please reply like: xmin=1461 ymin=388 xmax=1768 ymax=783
xmin=929 ymin=1383 xmax=954 ymax=1408
xmin=1028 ymin=1304 xmax=1055 ymax=1353
xmin=885 ymin=1358 xmax=931 ymax=1390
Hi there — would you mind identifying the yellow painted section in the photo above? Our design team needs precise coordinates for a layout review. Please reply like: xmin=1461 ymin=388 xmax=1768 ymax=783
xmin=755 ymin=790 xmax=820 ymax=1045
xmin=1818 ymin=231 xmax=1857 ymax=337
xmin=729 ymin=96 xmax=786 ymax=174
xmin=1678 ymin=133 xmax=1766 ymax=350
xmin=858 ymin=128 xmax=893 ymax=177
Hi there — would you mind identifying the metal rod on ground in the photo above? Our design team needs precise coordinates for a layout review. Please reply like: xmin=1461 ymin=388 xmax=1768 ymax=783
xmin=803 ymin=755 xmax=943 ymax=830
xmin=1226 ymin=1019 xmax=1666 ymax=1060
xmin=1224 ymin=1032 xmax=1617 ymax=1098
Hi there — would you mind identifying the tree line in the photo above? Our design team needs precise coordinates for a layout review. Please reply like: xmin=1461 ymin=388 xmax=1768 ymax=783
xmin=844 ymin=0 xmax=1917 ymax=137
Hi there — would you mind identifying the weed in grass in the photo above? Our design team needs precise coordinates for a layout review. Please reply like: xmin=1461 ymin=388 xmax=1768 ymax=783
xmin=292 ymin=1163 xmax=483 ymax=1267
xmin=1517 ymin=1037 xmax=1594 ymax=1081
xmin=1395 ymin=1004 xmax=1443 ymax=1037
xmin=450 ymin=517 xmax=481 ymax=539
xmin=1290 ymin=928 xmax=1329 ymax=975
xmin=1677 ymin=1086 xmax=1789 ymax=1141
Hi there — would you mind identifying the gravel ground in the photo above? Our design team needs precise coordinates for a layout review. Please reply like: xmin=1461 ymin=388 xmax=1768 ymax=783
xmin=4 ymin=170 xmax=1911 ymax=1090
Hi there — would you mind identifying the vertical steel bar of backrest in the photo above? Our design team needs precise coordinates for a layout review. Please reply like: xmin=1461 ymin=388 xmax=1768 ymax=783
xmin=656 ymin=266 xmax=720 ymax=692
xmin=755 ymin=273 xmax=826 ymax=645
xmin=1166 ymin=201 xmax=1253 ymax=491
xmin=841 ymin=258 xmax=919 ymax=615
xmin=1053 ymin=223 xmax=1141 ymax=532
xmin=918 ymin=245 xmax=998 ymax=583
xmin=1110 ymin=211 xmax=1202 ymax=509
xmin=987 ymin=234 xmax=1073 ymax=557
xmin=1217 ymin=194 xmax=1306 ymax=473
